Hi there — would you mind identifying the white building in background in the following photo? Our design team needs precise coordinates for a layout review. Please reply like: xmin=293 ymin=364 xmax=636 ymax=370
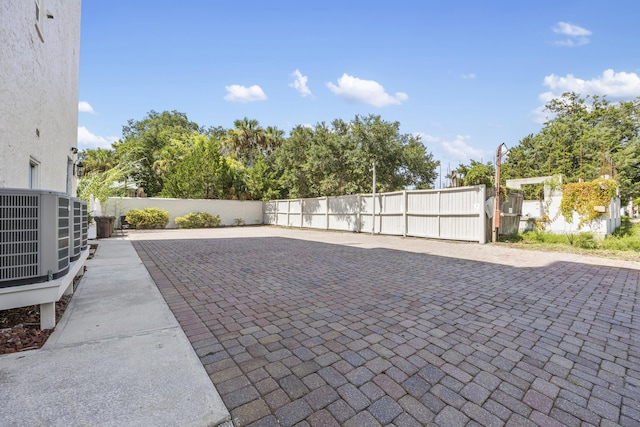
xmin=507 ymin=176 xmax=621 ymax=237
xmin=0 ymin=0 xmax=82 ymax=194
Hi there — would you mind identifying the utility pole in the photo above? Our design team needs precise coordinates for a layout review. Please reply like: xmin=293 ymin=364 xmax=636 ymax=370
xmin=492 ymin=144 xmax=504 ymax=243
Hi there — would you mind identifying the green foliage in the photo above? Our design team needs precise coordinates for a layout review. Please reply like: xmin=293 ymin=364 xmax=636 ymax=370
xmin=568 ymin=232 xmax=599 ymax=249
xmin=79 ymin=147 xmax=117 ymax=174
xmin=456 ymin=160 xmax=494 ymax=187
xmin=233 ymin=218 xmax=245 ymax=226
xmin=518 ymin=219 xmax=640 ymax=254
xmin=245 ymin=157 xmax=282 ymax=200
xmin=174 ymin=212 xmax=221 ymax=228
xmin=223 ymin=117 xmax=284 ymax=166
xmin=114 ymin=110 xmax=203 ymax=196
xmin=520 ymin=184 xmax=544 ymax=200
xmin=502 ymin=93 xmax=640 ymax=202
xmin=275 ymin=114 xmax=439 ymax=198
xmin=560 ymin=178 xmax=618 ymax=227
xmin=125 ymin=208 xmax=169 ymax=229
xmin=159 ymin=134 xmax=248 ymax=199
xmin=77 ymin=162 xmax=134 ymax=203
xmin=602 ymin=217 xmax=640 ymax=250
xmin=521 ymin=231 xmax=569 ymax=244
xmin=78 ymin=111 xmax=439 ymax=201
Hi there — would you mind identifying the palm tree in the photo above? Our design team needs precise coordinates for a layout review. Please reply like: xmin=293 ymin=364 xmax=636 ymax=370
xmin=79 ymin=148 xmax=117 ymax=174
xmin=225 ymin=117 xmax=266 ymax=166
xmin=264 ymin=126 xmax=284 ymax=156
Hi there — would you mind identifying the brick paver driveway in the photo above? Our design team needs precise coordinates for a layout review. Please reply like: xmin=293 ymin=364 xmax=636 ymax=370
xmin=130 ymin=227 xmax=639 ymax=427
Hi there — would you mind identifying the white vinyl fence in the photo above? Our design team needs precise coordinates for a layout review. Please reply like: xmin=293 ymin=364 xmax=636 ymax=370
xmin=264 ymin=186 xmax=489 ymax=243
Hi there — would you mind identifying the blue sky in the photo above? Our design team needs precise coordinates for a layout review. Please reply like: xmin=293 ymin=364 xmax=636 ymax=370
xmin=77 ymin=1 xmax=640 ymax=181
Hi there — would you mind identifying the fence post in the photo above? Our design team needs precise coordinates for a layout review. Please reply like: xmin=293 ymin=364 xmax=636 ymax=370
xmin=357 ymin=195 xmax=362 ymax=232
xmin=301 ymin=199 xmax=304 ymax=228
xmin=403 ymin=190 xmax=408 ymax=237
xmin=436 ymin=190 xmax=441 ymax=238
xmin=326 ymin=196 xmax=330 ymax=230
xmin=478 ymin=185 xmax=487 ymax=244
xmin=287 ymin=200 xmax=291 ymax=227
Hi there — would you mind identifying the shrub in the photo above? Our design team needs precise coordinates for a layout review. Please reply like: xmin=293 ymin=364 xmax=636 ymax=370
xmin=571 ymin=232 xmax=599 ymax=249
xmin=521 ymin=231 xmax=567 ymax=244
xmin=602 ymin=219 xmax=640 ymax=251
xmin=125 ymin=208 xmax=169 ymax=229
xmin=175 ymin=212 xmax=221 ymax=229
xmin=601 ymin=236 xmax=640 ymax=251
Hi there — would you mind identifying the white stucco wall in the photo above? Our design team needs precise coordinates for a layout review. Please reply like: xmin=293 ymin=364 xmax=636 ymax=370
xmin=519 ymin=189 xmax=621 ymax=236
xmin=0 ymin=0 xmax=82 ymax=194
xmin=104 ymin=197 xmax=264 ymax=228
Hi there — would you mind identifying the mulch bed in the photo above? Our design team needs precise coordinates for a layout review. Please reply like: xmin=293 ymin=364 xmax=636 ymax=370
xmin=0 ymin=295 xmax=72 ymax=354
xmin=0 ymin=244 xmax=97 ymax=355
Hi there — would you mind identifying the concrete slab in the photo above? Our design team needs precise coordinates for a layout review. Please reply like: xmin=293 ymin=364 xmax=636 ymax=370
xmin=0 ymin=238 xmax=231 ymax=427
xmin=48 ymin=263 xmax=178 ymax=346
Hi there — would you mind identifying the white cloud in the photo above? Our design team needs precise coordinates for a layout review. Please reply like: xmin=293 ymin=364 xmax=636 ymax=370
xmin=441 ymin=135 xmax=490 ymax=164
xmin=224 ymin=84 xmax=267 ymax=103
xmin=543 ymin=69 xmax=640 ymax=98
xmin=551 ymin=21 xmax=591 ymax=47
xmin=533 ymin=69 xmax=640 ymax=123
xmin=462 ymin=73 xmax=476 ymax=80
xmin=553 ymin=21 xmax=591 ymax=37
xmin=415 ymin=133 xmax=490 ymax=166
xmin=413 ymin=132 xmax=440 ymax=144
xmin=78 ymin=101 xmax=95 ymax=114
xmin=290 ymin=69 xmax=312 ymax=97
xmin=326 ymin=73 xmax=408 ymax=107
xmin=77 ymin=126 xmax=118 ymax=150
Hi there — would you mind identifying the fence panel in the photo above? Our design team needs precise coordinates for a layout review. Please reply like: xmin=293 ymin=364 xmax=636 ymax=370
xmin=377 ymin=192 xmax=404 ymax=235
xmin=302 ymin=197 xmax=327 ymax=229
xmin=263 ymin=201 xmax=276 ymax=224
xmin=405 ymin=187 xmax=486 ymax=241
xmin=265 ymin=186 xmax=488 ymax=243
xmin=328 ymin=195 xmax=360 ymax=232
xmin=276 ymin=200 xmax=289 ymax=226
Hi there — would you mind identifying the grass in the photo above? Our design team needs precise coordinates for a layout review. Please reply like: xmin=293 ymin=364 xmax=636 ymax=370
xmin=498 ymin=217 xmax=640 ymax=262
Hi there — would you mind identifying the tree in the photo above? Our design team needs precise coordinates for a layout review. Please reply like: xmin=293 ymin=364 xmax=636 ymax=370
xmin=113 ymin=110 xmax=203 ymax=196
xmin=223 ymin=117 xmax=272 ymax=167
xmin=264 ymin=126 xmax=285 ymax=158
xmin=503 ymin=92 xmax=640 ymax=201
xmin=79 ymin=147 xmax=117 ymax=174
xmin=245 ymin=157 xmax=282 ymax=200
xmin=77 ymin=161 xmax=136 ymax=203
xmin=274 ymin=114 xmax=439 ymax=198
xmin=455 ymin=160 xmax=495 ymax=187
xmin=274 ymin=124 xmax=315 ymax=198
xmin=160 ymin=134 xmax=247 ymax=200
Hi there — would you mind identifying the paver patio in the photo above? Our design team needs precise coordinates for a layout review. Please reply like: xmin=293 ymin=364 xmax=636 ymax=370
xmin=130 ymin=227 xmax=639 ymax=427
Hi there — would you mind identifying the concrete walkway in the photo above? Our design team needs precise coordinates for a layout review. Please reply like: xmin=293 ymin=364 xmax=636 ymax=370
xmin=0 ymin=237 xmax=231 ymax=427
xmin=130 ymin=226 xmax=640 ymax=427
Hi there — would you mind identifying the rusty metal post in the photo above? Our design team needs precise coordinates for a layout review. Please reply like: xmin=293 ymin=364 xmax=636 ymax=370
xmin=492 ymin=144 xmax=503 ymax=242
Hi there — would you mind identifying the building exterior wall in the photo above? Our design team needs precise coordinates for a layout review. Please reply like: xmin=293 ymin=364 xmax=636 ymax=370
xmin=0 ymin=0 xmax=82 ymax=195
